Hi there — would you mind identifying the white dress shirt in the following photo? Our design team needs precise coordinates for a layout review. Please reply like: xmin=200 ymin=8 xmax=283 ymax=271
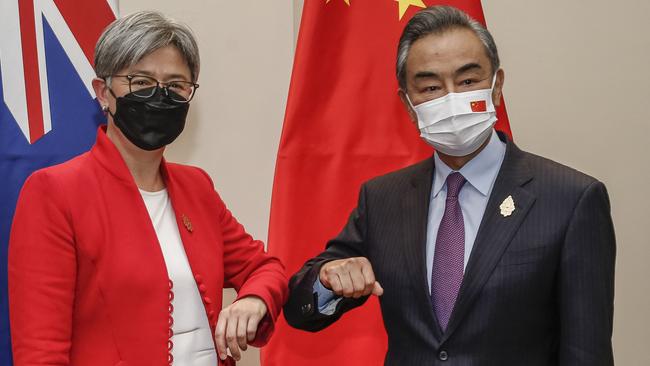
xmin=140 ymin=189 xmax=218 ymax=366
xmin=425 ymin=129 xmax=506 ymax=291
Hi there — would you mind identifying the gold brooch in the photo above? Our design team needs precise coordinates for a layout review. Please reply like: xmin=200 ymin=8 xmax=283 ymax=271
xmin=499 ymin=195 xmax=515 ymax=217
xmin=182 ymin=214 xmax=193 ymax=232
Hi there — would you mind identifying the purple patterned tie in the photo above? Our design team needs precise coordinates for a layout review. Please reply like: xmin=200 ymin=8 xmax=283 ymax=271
xmin=431 ymin=172 xmax=466 ymax=331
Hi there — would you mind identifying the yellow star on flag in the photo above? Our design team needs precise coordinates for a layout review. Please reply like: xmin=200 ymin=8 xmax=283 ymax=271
xmin=396 ymin=0 xmax=426 ymax=20
xmin=326 ymin=0 xmax=351 ymax=5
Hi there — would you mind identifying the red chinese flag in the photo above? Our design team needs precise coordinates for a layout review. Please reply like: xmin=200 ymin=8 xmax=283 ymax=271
xmin=471 ymin=100 xmax=488 ymax=112
xmin=262 ymin=1 xmax=511 ymax=365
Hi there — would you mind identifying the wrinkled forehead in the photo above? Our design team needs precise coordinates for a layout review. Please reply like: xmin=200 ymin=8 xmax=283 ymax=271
xmin=406 ymin=28 xmax=493 ymax=78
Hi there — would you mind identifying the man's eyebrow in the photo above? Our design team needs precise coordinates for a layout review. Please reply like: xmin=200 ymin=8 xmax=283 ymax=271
xmin=414 ymin=71 xmax=440 ymax=80
xmin=413 ymin=64 xmax=482 ymax=81
xmin=454 ymin=63 xmax=482 ymax=76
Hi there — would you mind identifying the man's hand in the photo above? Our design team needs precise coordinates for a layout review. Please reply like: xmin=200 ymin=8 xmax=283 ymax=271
xmin=215 ymin=296 xmax=267 ymax=361
xmin=319 ymin=257 xmax=383 ymax=298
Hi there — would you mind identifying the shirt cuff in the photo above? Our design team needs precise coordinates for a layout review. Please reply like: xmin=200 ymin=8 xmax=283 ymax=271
xmin=313 ymin=277 xmax=343 ymax=315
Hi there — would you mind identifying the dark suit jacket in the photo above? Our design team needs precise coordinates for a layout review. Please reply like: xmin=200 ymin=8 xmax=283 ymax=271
xmin=284 ymin=133 xmax=615 ymax=366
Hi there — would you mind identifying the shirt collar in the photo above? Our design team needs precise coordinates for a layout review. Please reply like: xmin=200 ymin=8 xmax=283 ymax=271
xmin=432 ymin=129 xmax=506 ymax=198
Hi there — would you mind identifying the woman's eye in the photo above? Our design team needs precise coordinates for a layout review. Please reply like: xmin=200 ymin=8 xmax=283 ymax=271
xmin=462 ymin=79 xmax=474 ymax=86
xmin=132 ymin=79 xmax=152 ymax=86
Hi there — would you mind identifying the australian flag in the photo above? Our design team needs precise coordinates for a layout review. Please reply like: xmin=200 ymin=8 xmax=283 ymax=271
xmin=0 ymin=1 xmax=117 ymax=364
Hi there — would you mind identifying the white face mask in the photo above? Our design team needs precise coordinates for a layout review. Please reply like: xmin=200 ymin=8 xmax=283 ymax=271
xmin=407 ymin=75 xmax=498 ymax=157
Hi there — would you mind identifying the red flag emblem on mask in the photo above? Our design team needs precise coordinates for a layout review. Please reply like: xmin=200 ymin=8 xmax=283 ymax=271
xmin=470 ymin=100 xmax=487 ymax=112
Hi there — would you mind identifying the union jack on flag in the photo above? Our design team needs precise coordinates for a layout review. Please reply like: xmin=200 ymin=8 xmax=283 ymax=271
xmin=0 ymin=1 xmax=117 ymax=364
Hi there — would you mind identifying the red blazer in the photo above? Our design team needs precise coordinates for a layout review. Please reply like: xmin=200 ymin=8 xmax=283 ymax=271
xmin=8 ymin=127 xmax=288 ymax=366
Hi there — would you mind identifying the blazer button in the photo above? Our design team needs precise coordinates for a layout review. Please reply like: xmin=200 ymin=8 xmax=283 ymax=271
xmin=199 ymin=284 xmax=207 ymax=293
xmin=438 ymin=350 xmax=449 ymax=361
xmin=301 ymin=303 xmax=312 ymax=315
xmin=194 ymin=274 xmax=203 ymax=283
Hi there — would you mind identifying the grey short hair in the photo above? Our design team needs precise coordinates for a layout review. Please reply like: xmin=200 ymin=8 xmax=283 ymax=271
xmin=94 ymin=11 xmax=200 ymax=82
xmin=396 ymin=6 xmax=500 ymax=90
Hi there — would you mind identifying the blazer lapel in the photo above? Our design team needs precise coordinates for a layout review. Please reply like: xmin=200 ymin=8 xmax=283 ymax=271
xmin=401 ymin=157 xmax=444 ymax=343
xmin=90 ymin=126 xmax=170 ymax=279
xmin=441 ymin=140 xmax=536 ymax=342
xmin=161 ymin=162 xmax=200 ymax=261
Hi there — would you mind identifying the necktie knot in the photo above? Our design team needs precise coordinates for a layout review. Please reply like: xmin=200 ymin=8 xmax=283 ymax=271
xmin=446 ymin=172 xmax=466 ymax=198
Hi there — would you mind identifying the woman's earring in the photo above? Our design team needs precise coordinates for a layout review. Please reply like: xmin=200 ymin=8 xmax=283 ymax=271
xmin=101 ymin=105 xmax=108 ymax=112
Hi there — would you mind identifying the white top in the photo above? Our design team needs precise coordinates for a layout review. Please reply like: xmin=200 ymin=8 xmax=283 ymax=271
xmin=140 ymin=189 xmax=218 ymax=366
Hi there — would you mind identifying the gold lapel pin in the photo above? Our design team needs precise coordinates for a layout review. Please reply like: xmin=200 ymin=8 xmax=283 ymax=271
xmin=182 ymin=214 xmax=193 ymax=233
xmin=499 ymin=195 xmax=515 ymax=217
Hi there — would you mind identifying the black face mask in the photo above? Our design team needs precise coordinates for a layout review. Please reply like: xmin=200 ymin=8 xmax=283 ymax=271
xmin=109 ymin=87 xmax=189 ymax=151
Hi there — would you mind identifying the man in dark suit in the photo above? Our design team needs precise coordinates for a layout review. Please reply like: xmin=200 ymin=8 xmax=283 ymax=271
xmin=283 ymin=5 xmax=616 ymax=366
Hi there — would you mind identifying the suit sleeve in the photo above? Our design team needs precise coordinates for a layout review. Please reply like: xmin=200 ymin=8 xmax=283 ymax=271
xmin=558 ymin=181 xmax=615 ymax=366
xmin=283 ymin=184 xmax=372 ymax=332
xmin=206 ymin=175 xmax=288 ymax=347
xmin=8 ymin=171 xmax=76 ymax=365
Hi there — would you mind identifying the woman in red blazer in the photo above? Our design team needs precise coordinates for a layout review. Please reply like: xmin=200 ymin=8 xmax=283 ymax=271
xmin=8 ymin=11 xmax=287 ymax=366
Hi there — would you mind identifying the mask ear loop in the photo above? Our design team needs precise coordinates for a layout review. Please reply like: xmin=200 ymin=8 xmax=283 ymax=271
xmin=402 ymin=90 xmax=422 ymax=123
xmin=403 ymin=91 xmax=417 ymax=109
xmin=99 ymin=77 xmax=118 ymax=118
xmin=490 ymin=71 xmax=498 ymax=90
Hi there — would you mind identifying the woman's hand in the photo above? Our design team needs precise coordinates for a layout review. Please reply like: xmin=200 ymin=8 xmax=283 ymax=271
xmin=215 ymin=296 xmax=268 ymax=361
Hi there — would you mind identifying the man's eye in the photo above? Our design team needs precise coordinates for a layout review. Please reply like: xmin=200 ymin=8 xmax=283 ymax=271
xmin=424 ymin=86 xmax=440 ymax=92
xmin=462 ymin=79 xmax=474 ymax=86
